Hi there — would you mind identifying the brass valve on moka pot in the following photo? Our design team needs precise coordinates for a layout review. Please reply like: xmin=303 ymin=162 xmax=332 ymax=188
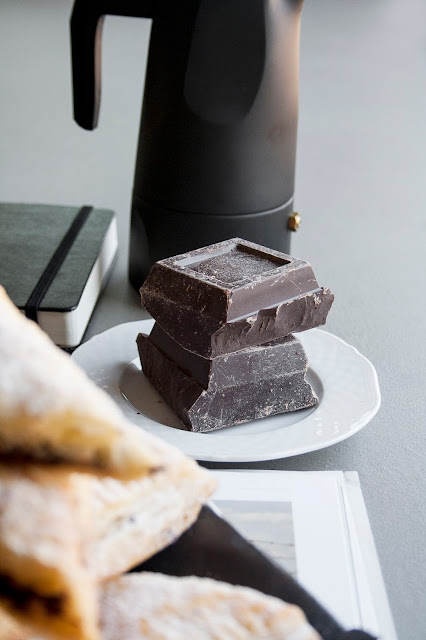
xmin=70 ymin=0 xmax=304 ymax=289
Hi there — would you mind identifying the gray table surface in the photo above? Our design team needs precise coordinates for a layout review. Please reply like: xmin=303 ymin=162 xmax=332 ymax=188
xmin=1 ymin=1 xmax=425 ymax=638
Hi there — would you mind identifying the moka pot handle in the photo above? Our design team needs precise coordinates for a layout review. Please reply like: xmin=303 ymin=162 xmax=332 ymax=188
xmin=70 ymin=0 xmax=155 ymax=130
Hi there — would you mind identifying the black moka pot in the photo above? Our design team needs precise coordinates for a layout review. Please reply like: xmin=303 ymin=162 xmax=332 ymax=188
xmin=70 ymin=0 xmax=304 ymax=289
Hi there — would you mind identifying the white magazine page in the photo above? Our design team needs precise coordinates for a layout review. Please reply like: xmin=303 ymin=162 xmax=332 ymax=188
xmin=343 ymin=472 xmax=397 ymax=640
xmin=211 ymin=470 xmax=362 ymax=631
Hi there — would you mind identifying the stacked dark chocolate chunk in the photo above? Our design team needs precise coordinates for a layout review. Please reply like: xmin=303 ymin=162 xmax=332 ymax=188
xmin=138 ymin=239 xmax=334 ymax=432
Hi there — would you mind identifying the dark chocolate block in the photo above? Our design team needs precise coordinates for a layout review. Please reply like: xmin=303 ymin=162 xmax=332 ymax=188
xmin=140 ymin=238 xmax=333 ymax=357
xmin=148 ymin=322 xmax=212 ymax=389
xmin=137 ymin=331 xmax=317 ymax=432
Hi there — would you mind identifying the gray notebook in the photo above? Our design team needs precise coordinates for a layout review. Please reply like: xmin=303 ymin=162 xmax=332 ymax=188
xmin=0 ymin=203 xmax=118 ymax=347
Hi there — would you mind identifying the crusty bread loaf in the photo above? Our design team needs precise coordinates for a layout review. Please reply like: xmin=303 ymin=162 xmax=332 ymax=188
xmin=0 ymin=572 xmax=321 ymax=640
xmin=0 ymin=461 xmax=215 ymax=640
xmin=85 ymin=456 xmax=215 ymax=580
xmin=0 ymin=287 xmax=168 ymax=477
xmin=0 ymin=286 xmax=216 ymax=640
xmin=0 ymin=464 xmax=100 ymax=640
xmin=99 ymin=572 xmax=321 ymax=640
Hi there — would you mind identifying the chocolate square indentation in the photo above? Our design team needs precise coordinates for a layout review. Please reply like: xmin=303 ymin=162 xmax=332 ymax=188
xmin=184 ymin=243 xmax=289 ymax=286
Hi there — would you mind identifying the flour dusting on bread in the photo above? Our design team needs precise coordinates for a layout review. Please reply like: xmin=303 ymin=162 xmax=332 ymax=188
xmin=100 ymin=573 xmax=320 ymax=640
xmin=0 ymin=287 xmax=174 ymax=476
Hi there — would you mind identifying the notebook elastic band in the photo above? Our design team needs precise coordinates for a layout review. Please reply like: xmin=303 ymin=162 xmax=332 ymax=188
xmin=25 ymin=205 xmax=93 ymax=322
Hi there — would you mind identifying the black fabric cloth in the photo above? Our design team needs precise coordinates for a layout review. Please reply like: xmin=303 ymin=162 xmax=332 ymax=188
xmin=136 ymin=506 xmax=376 ymax=640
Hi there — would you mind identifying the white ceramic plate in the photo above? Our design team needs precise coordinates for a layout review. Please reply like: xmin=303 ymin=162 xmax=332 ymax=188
xmin=72 ymin=320 xmax=380 ymax=462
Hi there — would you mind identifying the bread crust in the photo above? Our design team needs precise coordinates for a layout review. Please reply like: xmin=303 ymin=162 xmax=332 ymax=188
xmin=0 ymin=461 xmax=215 ymax=640
xmin=100 ymin=573 xmax=321 ymax=640
xmin=85 ymin=458 xmax=216 ymax=579
xmin=0 ymin=287 xmax=167 ymax=477
xmin=0 ymin=465 xmax=99 ymax=640
xmin=2 ymin=572 xmax=321 ymax=640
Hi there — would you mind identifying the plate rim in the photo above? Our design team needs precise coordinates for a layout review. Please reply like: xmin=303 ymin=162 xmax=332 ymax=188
xmin=73 ymin=321 xmax=381 ymax=462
